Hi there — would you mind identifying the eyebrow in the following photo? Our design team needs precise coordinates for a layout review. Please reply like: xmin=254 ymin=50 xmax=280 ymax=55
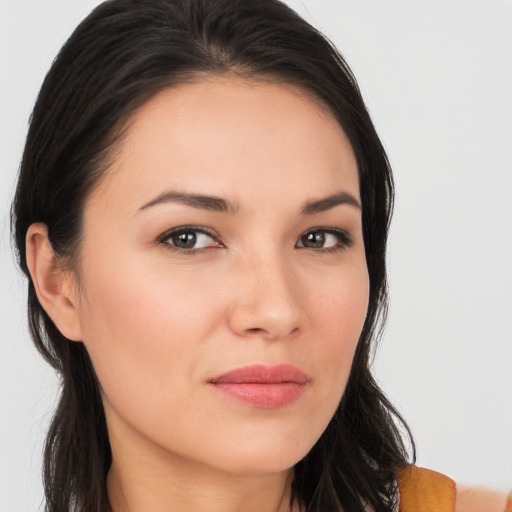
xmin=300 ymin=191 xmax=361 ymax=215
xmin=140 ymin=191 xmax=239 ymax=214
xmin=139 ymin=189 xmax=360 ymax=215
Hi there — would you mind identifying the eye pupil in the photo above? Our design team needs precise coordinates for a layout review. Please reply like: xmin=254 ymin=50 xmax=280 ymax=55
xmin=172 ymin=231 xmax=196 ymax=249
xmin=302 ymin=231 xmax=325 ymax=248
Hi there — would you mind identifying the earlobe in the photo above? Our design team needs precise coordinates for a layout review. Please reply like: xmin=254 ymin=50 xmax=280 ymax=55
xmin=25 ymin=223 xmax=83 ymax=342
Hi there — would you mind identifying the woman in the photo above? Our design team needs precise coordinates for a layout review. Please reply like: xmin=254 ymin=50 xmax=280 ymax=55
xmin=10 ymin=0 xmax=511 ymax=511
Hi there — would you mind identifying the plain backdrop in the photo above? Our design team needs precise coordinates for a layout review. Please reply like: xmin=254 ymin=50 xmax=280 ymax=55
xmin=1 ymin=1 xmax=511 ymax=510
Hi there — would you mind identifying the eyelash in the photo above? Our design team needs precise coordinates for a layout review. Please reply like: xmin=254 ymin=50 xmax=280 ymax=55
xmin=157 ymin=225 xmax=221 ymax=255
xmin=157 ymin=225 xmax=353 ymax=254
xmin=296 ymin=228 xmax=353 ymax=253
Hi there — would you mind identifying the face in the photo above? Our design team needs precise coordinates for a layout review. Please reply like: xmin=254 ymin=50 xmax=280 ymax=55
xmin=73 ymin=78 xmax=369 ymax=475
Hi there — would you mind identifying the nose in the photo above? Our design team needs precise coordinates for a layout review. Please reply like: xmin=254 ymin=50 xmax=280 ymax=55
xmin=227 ymin=255 xmax=308 ymax=341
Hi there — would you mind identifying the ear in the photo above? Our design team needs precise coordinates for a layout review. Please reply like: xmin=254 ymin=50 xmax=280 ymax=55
xmin=25 ymin=223 xmax=83 ymax=341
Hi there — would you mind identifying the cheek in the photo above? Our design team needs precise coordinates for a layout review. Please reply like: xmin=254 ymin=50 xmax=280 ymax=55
xmin=298 ymin=261 xmax=369 ymax=423
xmin=307 ymin=259 xmax=369 ymax=355
xmin=76 ymin=255 xmax=222 ymax=419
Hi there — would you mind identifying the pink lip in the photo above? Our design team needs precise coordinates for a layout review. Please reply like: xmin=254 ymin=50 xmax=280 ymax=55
xmin=208 ymin=364 xmax=308 ymax=408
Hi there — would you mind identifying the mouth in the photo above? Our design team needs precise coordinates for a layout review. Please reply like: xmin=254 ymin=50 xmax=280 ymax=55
xmin=208 ymin=364 xmax=308 ymax=408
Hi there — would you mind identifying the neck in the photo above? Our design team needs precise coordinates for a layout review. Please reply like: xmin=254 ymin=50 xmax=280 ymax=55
xmin=107 ymin=459 xmax=295 ymax=512
xmin=106 ymin=419 xmax=298 ymax=512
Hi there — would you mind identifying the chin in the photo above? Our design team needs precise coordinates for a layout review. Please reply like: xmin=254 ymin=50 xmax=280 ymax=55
xmin=195 ymin=429 xmax=319 ymax=476
xmin=212 ymin=452 xmax=302 ymax=476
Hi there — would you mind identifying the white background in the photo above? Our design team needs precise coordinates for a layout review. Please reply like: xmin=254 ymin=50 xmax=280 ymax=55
xmin=1 ymin=1 xmax=511 ymax=510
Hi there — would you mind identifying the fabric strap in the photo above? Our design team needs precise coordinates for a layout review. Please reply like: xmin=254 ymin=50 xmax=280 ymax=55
xmin=397 ymin=466 xmax=456 ymax=512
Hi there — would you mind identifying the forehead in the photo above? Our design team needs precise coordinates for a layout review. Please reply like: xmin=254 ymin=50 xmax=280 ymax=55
xmin=89 ymin=77 xmax=359 ymax=214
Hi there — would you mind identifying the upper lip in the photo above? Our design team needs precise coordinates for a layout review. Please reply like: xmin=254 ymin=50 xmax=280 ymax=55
xmin=209 ymin=364 xmax=308 ymax=384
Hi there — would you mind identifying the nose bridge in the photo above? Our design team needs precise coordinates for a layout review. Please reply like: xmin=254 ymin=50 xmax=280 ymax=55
xmin=251 ymin=249 xmax=295 ymax=304
xmin=229 ymin=245 xmax=306 ymax=340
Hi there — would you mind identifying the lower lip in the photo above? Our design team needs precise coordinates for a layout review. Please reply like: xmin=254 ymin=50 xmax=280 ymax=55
xmin=211 ymin=382 xmax=306 ymax=408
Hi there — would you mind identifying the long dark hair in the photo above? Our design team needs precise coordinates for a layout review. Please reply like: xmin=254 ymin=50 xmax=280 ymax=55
xmin=12 ymin=0 xmax=414 ymax=510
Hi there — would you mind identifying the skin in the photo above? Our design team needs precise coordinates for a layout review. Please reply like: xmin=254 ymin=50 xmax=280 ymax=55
xmin=455 ymin=486 xmax=510 ymax=512
xmin=27 ymin=78 xmax=370 ymax=512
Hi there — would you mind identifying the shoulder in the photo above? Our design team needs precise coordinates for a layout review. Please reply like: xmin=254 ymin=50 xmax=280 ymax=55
xmin=397 ymin=465 xmax=456 ymax=511
xmin=397 ymin=465 xmax=511 ymax=512
xmin=455 ymin=485 xmax=511 ymax=512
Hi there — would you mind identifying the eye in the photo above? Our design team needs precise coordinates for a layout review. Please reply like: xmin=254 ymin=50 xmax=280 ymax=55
xmin=159 ymin=226 xmax=222 ymax=252
xmin=296 ymin=228 xmax=352 ymax=251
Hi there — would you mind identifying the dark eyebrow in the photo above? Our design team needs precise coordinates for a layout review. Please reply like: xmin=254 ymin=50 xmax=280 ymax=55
xmin=139 ymin=189 xmax=360 ymax=216
xmin=301 ymin=191 xmax=361 ymax=215
xmin=139 ymin=191 xmax=239 ymax=214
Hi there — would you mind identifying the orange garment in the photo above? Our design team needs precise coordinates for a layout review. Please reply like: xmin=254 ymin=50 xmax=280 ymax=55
xmin=397 ymin=466 xmax=456 ymax=512
xmin=397 ymin=466 xmax=512 ymax=512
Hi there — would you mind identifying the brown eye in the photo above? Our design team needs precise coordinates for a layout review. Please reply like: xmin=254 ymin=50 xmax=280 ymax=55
xmin=300 ymin=231 xmax=326 ymax=248
xmin=171 ymin=231 xmax=197 ymax=249
xmin=160 ymin=227 xmax=220 ymax=251
xmin=296 ymin=229 xmax=352 ymax=251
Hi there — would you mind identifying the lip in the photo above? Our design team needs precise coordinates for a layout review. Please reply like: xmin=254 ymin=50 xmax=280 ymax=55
xmin=208 ymin=364 xmax=308 ymax=408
